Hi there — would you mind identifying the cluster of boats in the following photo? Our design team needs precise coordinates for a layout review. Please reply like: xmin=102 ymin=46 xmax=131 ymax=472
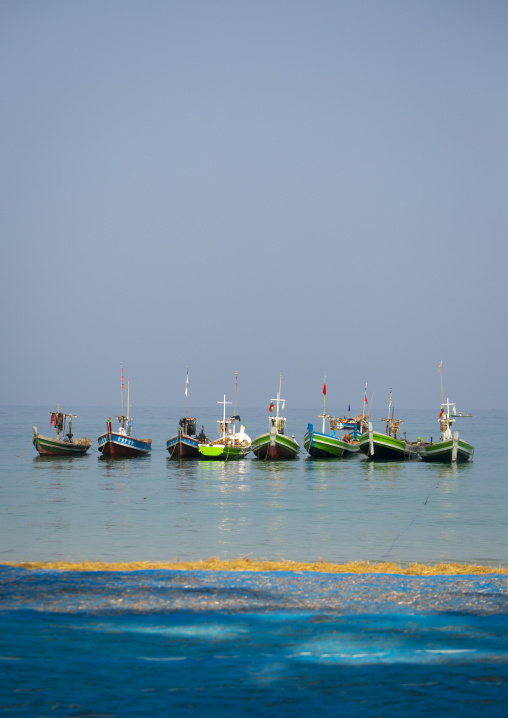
xmin=32 ymin=370 xmax=474 ymax=465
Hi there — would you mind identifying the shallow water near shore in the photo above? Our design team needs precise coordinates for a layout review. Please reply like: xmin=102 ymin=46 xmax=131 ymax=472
xmin=2 ymin=406 xmax=507 ymax=716
xmin=1 ymin=405 xmax=506 ymax=566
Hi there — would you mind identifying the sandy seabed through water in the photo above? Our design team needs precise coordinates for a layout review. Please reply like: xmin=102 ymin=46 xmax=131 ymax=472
xmin=5 ymin=558 xmax=508 ymax=574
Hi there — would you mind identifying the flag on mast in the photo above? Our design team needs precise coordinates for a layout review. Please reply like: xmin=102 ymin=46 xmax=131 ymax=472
xmin=185 ymin=368 xmax=189 ymax=398
xmin=322 ymin=378 xmax=327 ymax=396
xmin=121 ymin=365 xmax=124 ymax=392
xmin=364 ymin=384 xmax=368 ymax=404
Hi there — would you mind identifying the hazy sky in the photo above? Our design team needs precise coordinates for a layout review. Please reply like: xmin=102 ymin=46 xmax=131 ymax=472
xmin=1 ymin=1 xmax=507 ymax=411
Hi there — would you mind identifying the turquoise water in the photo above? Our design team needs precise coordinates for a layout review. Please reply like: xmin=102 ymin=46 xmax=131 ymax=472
xmin=1 ymin=406 xmax=506 ymax=565
xmin=1 ymin=568 xmax=508 ymax=717
xmin=1 ymin=406 xmax=507 ymax=717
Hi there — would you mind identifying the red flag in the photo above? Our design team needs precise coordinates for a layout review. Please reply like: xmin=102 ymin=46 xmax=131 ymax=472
xmin=364 ymin=391 xmax=368 ymax=404
xmin=269 ymin=402 xmax=274 ymax=413
xmin=323 ymin=381 xmax=326 ymax=396
xmin=121 ymin=366 xmax=124 ymax=392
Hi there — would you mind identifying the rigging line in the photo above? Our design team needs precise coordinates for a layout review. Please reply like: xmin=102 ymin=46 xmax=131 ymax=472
xmin=17 ymin=437 xmax=34 ymax=457
xmin=381 ymin=475 xmax=444 ymax=560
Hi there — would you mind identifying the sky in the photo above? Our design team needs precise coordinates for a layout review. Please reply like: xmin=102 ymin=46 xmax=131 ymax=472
xmin=1 ymin=0 xmax=507 ymax=411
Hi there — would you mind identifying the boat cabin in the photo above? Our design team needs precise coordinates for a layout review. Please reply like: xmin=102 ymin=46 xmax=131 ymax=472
xmin=179 ymin=417 xmax=197 ymax=436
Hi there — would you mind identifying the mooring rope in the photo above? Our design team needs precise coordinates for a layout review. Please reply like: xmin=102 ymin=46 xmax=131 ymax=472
xmin=17 ymin=437 xmax=34 ymax=457
xmin=381 ymin=474 xmax=444 ymax=560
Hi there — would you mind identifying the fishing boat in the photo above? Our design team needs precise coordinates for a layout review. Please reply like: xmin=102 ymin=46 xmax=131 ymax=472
xmin=166 ymin=369 xmax=207 ymax=458
xmin=98 ymin=367 xmax=152 ymax=458
xmin=305 ymin=416 xmax=363 ymax=458
xmin=304 ymin=378 xmax=367 ymax=458
xmin=32 ymin=408 xmax=92 ymax=456
xmin=415 ymin=363 xmax=474 ymax=463
xmin=358 ymin=389 xmax=414 ymax=460
xmin=198 ymin=394 xmax=251 ymax=460
xmin=167 ymin=417 xmax=208 ymax=459
xmin=252 ymin=376 xmax=300 ymax=460
xmin=416 ymin=404 xmax=474 ymax=462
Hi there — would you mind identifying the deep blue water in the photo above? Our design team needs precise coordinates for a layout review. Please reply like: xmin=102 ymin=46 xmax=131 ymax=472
xmin=1 ymin=406 xmax=507 ymax=716
xmin=1 ymin=567 xmax=508 ymax=717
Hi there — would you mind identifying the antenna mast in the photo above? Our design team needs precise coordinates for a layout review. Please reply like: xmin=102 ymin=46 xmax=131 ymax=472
xmin=276 ymin=373 xmax=282 ymax=421
xmin=185 ymin=366 xmax=189 ymax=420
xmin=439 ymin=361 xmax=444 ymax=405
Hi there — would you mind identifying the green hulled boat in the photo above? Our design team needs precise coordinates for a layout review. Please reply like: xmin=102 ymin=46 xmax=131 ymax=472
xmin=358 ymin=392 xmax=415 ymax=460
xmin=416 ymin=398 xmax=474 ymax=463
xmin=252 ymin=378 xmax=300 ymax=460
xmin=304 ymin=415 xmax=363 ymax=458
xmin=198 ymin=393 xmax=251 ymax=461
xmin=304 ymin=379 xmax=367 ymax=458
xmin=358 ymin=425 xmax=410 ymax=460
xmin=33 ymin=409 xmax=92 ymax=457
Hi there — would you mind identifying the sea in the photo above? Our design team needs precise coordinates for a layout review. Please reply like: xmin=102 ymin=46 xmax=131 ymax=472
xmin=1 ymin=405 xmax=507 ymax=716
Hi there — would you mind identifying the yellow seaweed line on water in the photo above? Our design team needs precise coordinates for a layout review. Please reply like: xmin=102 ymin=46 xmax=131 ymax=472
xmin=4 ymin=558 xmax=508 ymax=575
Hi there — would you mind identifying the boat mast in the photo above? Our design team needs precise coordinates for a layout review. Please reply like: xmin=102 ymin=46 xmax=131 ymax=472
xmin=322 ymin=376 xmax=327 ymax=433
xmin=121 ymin=363 xmax=124 ymax=418
xmin=234 ymin=370 xmax=238 ymax=417
xmin=185 ymin=366 xmax=189 ymax=421
xmin=439 ymin=361 xmax=444 ymax=407
xmin=276 ymin=373 xmax=282 ymax=422
xmin=218 ymin=394 xmax=231 ymax=440
xmin=386 ymin=388 xmax=392 ymax=434
xmin=362 ymin=383 xmax=367 ymax=417
xmin=127 ymin=378 xmax=130 ymax=420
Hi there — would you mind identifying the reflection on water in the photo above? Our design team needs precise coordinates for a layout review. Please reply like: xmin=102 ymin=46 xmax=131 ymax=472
xmin=99 ymin=455 xmax=151 ymax=481
xmin=359 ymin=459 xmax=404 ymax=482
xmin=251 ymin=460 xmax=300 ymax=478
xmin=33 ymin=455 xmax=89 ymax=469
xmin=197 ymin=459 xmax=253 ymax=482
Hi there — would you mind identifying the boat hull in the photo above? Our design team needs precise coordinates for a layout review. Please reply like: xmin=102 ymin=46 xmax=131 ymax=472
xmin=418 ymin=438 xmax=474 ymax=463
xmin=166 ymin=434 xmax=200 ymax=459
xmin=252 ymin=433 xmax=300 ymax=460
xmin=98 ymin=432 xmax=152 ymax=457
xmin=198 ymin=443 xmax=250 ymax=460
xmin=358 ymin=431 xmax=410 ymax=460
xmin=33 ymin=433 xmax=92 ymax=456
xmin=304 ymin=429 xmax=359 ymax=458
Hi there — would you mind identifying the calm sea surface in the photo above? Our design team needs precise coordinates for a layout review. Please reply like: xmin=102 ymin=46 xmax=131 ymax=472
xmin=2 ymin=406 xmax=508 ymax=717
xmin=1 ymin=405 xmax=506 ymax=565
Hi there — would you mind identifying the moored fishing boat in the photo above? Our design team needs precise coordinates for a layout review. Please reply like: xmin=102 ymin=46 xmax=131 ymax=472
xmin=305 ymin=416 xmax=363 ymax=458
xmin=98 ymin=366 xmax=151 ymax=458
xmin=166 ymin=369 xmax=207 ymax=458
xmin=304 ymin=378 xmax=367 ymax=458
xmin=32 ymin=408 xmax=92 ymax=456
xmin=98 ymin=417 xmax=152 ymax=457
xmin=414 ymin=363 xmax=474 ymax=463
xmin=358 ymin=389 xmax=415 ymax=460
xmin=198 ymin=394 xmax=251 ymax=460
xmin=252 ymin=376 xmax=300 ymax=460
xmin=167 ymin=418 xmax=207 ymax=458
